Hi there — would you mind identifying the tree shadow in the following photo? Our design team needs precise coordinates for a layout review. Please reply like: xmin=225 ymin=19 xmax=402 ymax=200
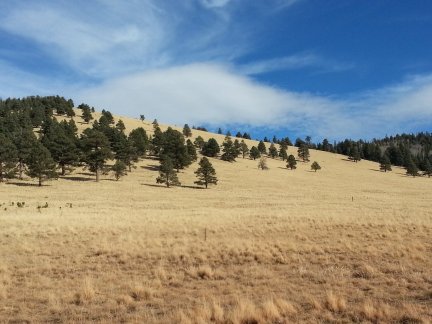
xmin=142 ymin=183 xmax=169 ymax=188
xmin=61 ymin=176 xmax=93 ymax=182
xmin=181 ymin=185 xmax=206 ymax=190
xmin=77 ymin=172 xmax=94 ymax=176
xmin=140 ymin=165 xmax=159 ymax=171
xmin=5 ymin=182 xmax=44 ymax=187
xmin=369 ymin=168 xmax=382 ymax=172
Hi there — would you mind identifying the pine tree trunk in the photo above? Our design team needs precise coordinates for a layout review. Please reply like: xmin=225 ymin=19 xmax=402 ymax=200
xmin=96 ymin=169 xmax=100 ymax=182
xmin=38 ymin=176 xmax=42 ymax=187
xmin=205 ymin=181 xmax=208 ymax=189
xmin=19 ymin=161 xmax=24 ymax=179
xmin=61 ymin=164 xmax=66 ymax=176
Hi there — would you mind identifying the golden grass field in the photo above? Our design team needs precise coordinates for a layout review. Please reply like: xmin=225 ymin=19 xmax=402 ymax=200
xmin=0 ymin=112 xmax=431 ymax=323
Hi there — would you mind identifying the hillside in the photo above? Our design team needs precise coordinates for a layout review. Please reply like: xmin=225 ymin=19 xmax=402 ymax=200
xmin=0 ymin=110 xmax=431 ymax=323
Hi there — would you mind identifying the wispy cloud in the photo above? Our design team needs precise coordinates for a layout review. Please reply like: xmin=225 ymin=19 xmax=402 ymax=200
xmin=76 ymin=63 xmax=432 ymax=140
xmin=200 ymin=0 xmax=232 ymax=9
xmin=238 ymin=53 xmax=355 ymax=75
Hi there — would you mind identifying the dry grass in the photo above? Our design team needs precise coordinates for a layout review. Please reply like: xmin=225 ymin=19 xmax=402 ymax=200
xmin=0 ymin=112 xmax=431 ymax=322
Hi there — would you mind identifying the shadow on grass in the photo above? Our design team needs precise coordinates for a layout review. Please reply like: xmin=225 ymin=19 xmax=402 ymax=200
xmin=141 ymin=183 xmax=205 ymax=189
xmin=77 ymin=172 xmax=94 ymax=176
xmin=369 ymin=168 xmax=382 ymax=172
xmin=140 ymin=165 xmax=159 ymax=171
xmin=5 ymin=182 xmax=45 ymax=187
xmin=61 ymin=176 xmax=93 ymax=182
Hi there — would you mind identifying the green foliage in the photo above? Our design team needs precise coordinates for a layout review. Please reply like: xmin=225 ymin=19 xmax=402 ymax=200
xmin=116 ymin=119 xmax=126 ymax=132
xmin=183 ymin=124 xmax=192 ymax=138
xmin=202 ymin=138 xmax=220 ymax=157
xmin=194 ymin=157 xmax=217 ymax=188
xmin=287 ymin=154 xmax=297 ymax=170
xmin=101 ymin=110 xmax=115 ymax=124
xmin=14 ymin=129 xmax=37 ymax=179
xmin=221 ymin=136 xmax=238 ymax=162
xmin=129 ymin=127 xmax=149 ymax=157
xmin=186 ymin=139 xmax=197 ymax=162
xmin=268 ymin=143 xmax=278 ymax=158
xmin=160 ymin=127 xmax=191 ymax=170
xmin=113 ymin=134 xmax=138 ymax=171
xmin=279 ymin=146 xmax=288 ymax=161
xmin=194 ymin=136 xmax=205 ymax=150
xmin=405 ymin=157 xmax=419 ymax=177
xmin=349 ymin=146 xmax=361 ymax=162
xmin=140 ymin=115 xmax=145 ymax=122
xmin=249 ymin=146 xmax=260 ymax=160
xmin=79 ymin=103 xmax=93 ymax=123
xmin=80 ymin=128 xmax=113 ymax=181
xmin=240 ymin=140 xmax=249 ymax=159
xmin=156 ymin=156 xmax=181 ymax=187
xmin=26 ymin=141 xmax=58 ymax=186
xmin=111 ymin=160 xmax=127 ymax=181
xmin=0 ymin=133 xmax=18 ymax=182
xmin=298 ymin=144 xmax=310 ymax=162
xmin=257 ymin=140 xmax=267 ymax=154
xmin=423 ymin=158 xmax=432 ymax=177
xmin=379 ymin=155 xmax=392 ymax=172
xmin=311 ymin=161 xmax=321 ymax=172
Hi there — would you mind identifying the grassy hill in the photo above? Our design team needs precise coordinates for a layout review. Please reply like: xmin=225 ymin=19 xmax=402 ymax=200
xmin=0 ymin=111 xmax=431 ymax=323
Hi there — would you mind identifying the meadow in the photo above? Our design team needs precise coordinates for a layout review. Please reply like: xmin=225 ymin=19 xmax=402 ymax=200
xmin=0 ymin=114 xmax=431 ymax=323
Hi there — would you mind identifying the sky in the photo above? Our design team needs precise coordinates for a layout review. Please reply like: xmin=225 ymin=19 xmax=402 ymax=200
xmin=0 ymin=0 xmax=431 ymax=142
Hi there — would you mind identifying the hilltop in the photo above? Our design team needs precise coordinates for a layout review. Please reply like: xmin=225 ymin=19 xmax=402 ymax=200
xmin=0 ymin=101 xmax=431 ymax=323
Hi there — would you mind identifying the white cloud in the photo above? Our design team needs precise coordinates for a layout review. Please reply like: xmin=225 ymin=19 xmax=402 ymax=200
xmin=77 ymin=64 xmax=432 ymax=140
xmin=238 ymin=53 xmax=354 ymax=75
xmin=200 ymin=0 xmax=231 ymax=8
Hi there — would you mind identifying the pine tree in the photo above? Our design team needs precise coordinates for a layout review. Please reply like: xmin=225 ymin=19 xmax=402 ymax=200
xmin=14 ymin=129 xmax=37 ymax=179
xmin=298 ymin=144 xmax=310 ymax=162
xmin=26 ymin=142 xmax=58 ymax=186
xmin=113 ymin=134 xmax=138 ymax=172
xmin=379 ymin=155 xmax=392 ymax=172
xmin=217 ymin=127 xmax=222 ymax=134
xmin=194 ymin=136 xmax=205 ymax=150
xmin=233 ymin=139 xmax=241 ymax=158
xmin=258 ymin=157 xmax=268 ymax=170
xmin=349 ymin=146 xmax=361 ymax=162
xmin=258 ymin=140 xmax=267 ymax=154
xmin=160 ymin=127 xmax=191 ymax=171
xmin=140 ymin=115 xmax=145 ymax=122
xmin=183 ymin=124 xmax=192 ymax=138
xmin=202 ymin=138 xmax=220 ymax=157
xmin=0 ymin=134 xmax=18 ymax=182
xmin=112 ymin=160 xmax=127 ymax=181
xmin=311 ymin=161 xmax=321 ymax=172
xmin=221 ymin=136 xmax=237 ymax=162
xmin=268 ymin=143 xmax=278 ymax=158
xmin=279 ymin=146 xmax=288 ymax=161
xmin=81 ymin=106 xmax=93 ymax=123
xmin=194 ymin=157 xmax=217 ymax=188
xmin=116 ymin=119 xmax=126 ymax=132
xmin=80 ymin=128 xmax=113 ymax=182
xmin=423 ymin=158 xmax=432 ymax=177
xmin=249 ymin=146 xmax=261 ymax=160
xmin=287 ymin=154 xmax=297 ymax=170
xmin=186 ymin=139 xmax=197 ymax=162
xmin=156 ymin=156 xmax=181 ymax=187
xmin=405 ymin=158 xmax=419 ymax=177
xmin=129 ymin=127 xmax=149 ymax=157
xmin=240 ymin=140 xmax=249 ymax=158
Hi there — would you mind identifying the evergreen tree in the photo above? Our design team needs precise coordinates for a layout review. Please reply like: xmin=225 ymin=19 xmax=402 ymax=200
xmin=235 ymin=132 xmax=242 ymax=138
xmin=221 ymin=136 xmax=237 ymax=162
xmin=298 ymin=144 xmax=310 ymax=162
xmin=14 ymin=129 xmax=37 ymax=179
xmin=80 ymin=128 xmax=113 ymax=182
xmin=423 ymin=158 xmax=432 ymax=177
xmin=202 ymin=138 xmax=220 ymax=157
xmin=101 ymin=110 xmax=115 ymax=124
xmin=113 ymin=134 xmax=138 ymax=172
xmin=194 ymin=157 xmax=218 ymax=188
xmin=233 ymin=139 xmax=241 ymax=158
xmin=0 ymin=134 xmax=18 ymax=182
xmin=268 ymin=143 xmax=278 ymax=158
xmin=156 ymin=156 xmax=181 ymax=187
xmin=287 ymin=154 xmax=297 ymax=170
xmin=258 ymin=140 xmax=267 ymax=154
xmin=140 ymin=114 xmax=145 ymax=122
xmin=80 ymin=105 xmax=93 ymax=123
xmin=311 ymin=161 xmax=321 ymax=172
xmin=379 ymin=155 xmax=392 ymax=172
xmin=151 ymin=125 xmax=164 ymax=156
xmin=217 ymin=127 xmax=222 ymax=134
xmin=183 ymin=124 xmax=192 ymax=137
xmin=240 ymin=140 xmax=249 ymax=159
xmin=116 ymin=119 xmax=126 ymax=132
xmin=160 ymin=127 xmax=191 ymax=170
xmin=249 ymin=146 xmax=261 ymax=160
xmin=194 ymin=136 xmax=205 ymax=150
xmin=26 ymin=142 xmax=58 ymax=186
xmin=41 ymin=119 xmax=80 ymax=175
xmin=112 ymin=160 xmax=127 ymax=181
xmin=279 ymin=146 xmax=288 ymax=161
xmin=258 ymin=157 xmax=268 ymax=170
xmin=349 ymin=146 xmax=361 ymax=162
xmin=129 ymin=127 xmax=149 ymax=157
xmin=405 ymin=158 xmax=419 ymax=177
xmin=186 ymin=139 xmax=197 ymax=162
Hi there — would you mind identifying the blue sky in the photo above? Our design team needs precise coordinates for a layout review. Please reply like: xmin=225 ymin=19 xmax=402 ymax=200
xmin=0 ymin=0 xmax=431 ymax=141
